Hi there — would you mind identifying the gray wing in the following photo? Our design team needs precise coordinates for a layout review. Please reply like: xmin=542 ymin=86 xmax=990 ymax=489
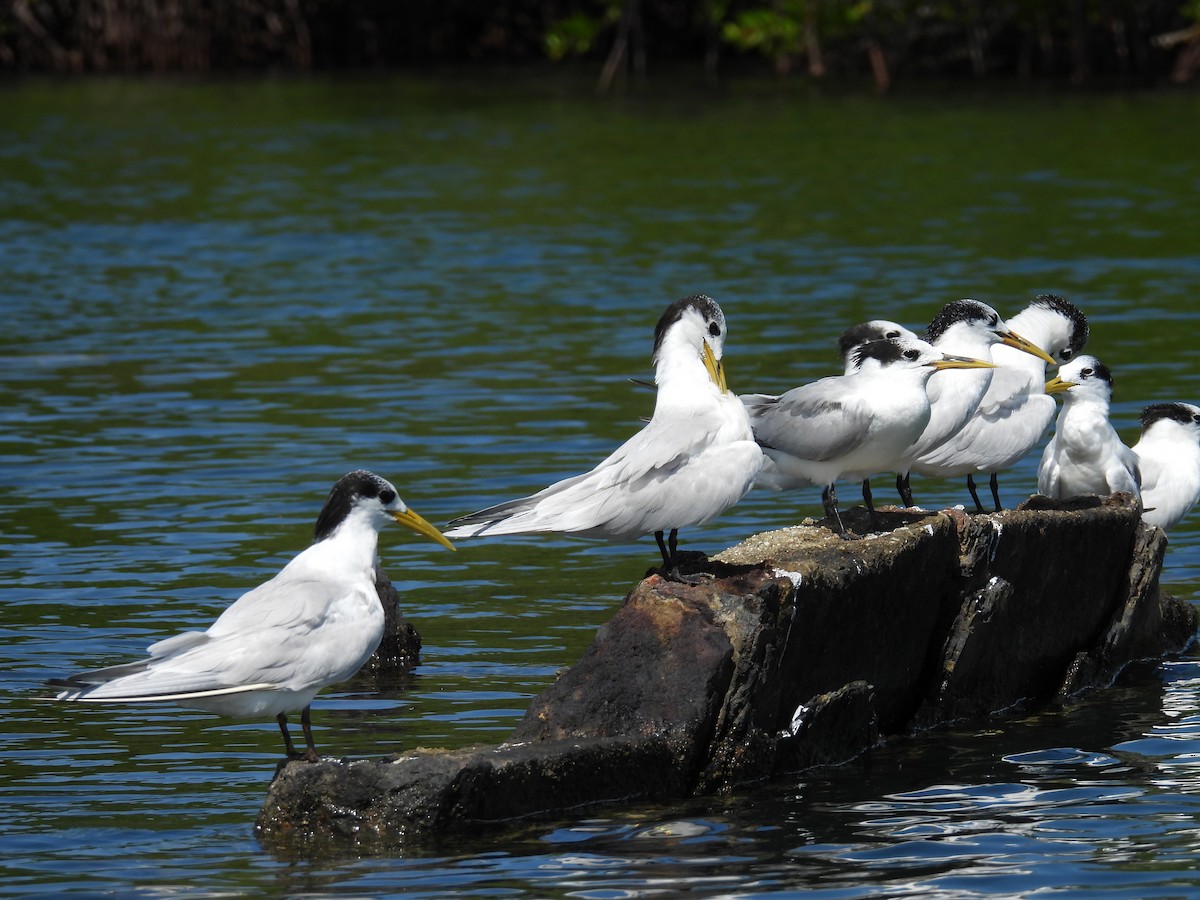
xmin=445 ymin=405 xmax=750 ymax=538
xmin=743 ymin=379 xmax=873 ymax=462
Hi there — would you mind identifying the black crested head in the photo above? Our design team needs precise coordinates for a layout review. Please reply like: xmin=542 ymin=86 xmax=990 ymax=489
xmin=314 ymin=469 xmax=396 ymax=542
xmin=1034 ymin=293 xmax=1089 ymax=355
xmin=838 ymin=322 xmax=902 ymax=360
xmin=925 ymin=299 xmax=999 ymax=342
xmin=851 ymin=338 xmax=909 ymax=369
xmin=652 ymin=294 xmax=723 ymax=358
xmin=1140 ymin=402 xmax=1200 ymax=430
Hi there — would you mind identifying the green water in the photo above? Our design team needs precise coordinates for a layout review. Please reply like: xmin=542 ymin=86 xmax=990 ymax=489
xmin=2 ymin=74 xmax=1200 ymax=895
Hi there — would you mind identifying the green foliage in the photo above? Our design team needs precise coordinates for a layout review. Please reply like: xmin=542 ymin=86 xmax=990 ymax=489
xmin=721 ymin=6 xmax=804 ymax=59
xmin=1 ymin=0 xmax=1196 ymax=79
xmin=545 ymin=4 xmax=623 ymax=61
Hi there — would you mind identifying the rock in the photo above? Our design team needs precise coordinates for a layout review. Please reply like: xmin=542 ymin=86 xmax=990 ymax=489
xmin=256 ymin=495 xmax=1196 ymax=846
xmin=359 ymin=568 xmax=422 ymax=676
xmin=915 ymin=492 xmax=1163 ymax=724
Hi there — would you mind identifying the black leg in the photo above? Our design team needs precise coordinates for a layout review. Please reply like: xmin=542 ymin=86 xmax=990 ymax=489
xmin=654 ymin=528 xmax=688 ymax=580
xmin=277 ymin=712 xmax=301 ymax=759
xmin=862 ymin=478 xmax=881 ymax=531
xmin=655 ymin=530 xmax=671 ymax=568
xmin=300 ymin=705 xmax=319 ymax=763
xmin=989 ymin=473 xmax=1002 ymax=512
xmin=966 ymin=474 xmax=986 ymax=514
xmin=897 ymin=472 xmax=914 ymax=508
xmin=822 ymin=484 xmax=846 ymax=535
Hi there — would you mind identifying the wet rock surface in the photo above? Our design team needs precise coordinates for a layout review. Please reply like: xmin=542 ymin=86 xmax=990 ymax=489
xmin=257 ymin=494 xmax=1196 ymax=846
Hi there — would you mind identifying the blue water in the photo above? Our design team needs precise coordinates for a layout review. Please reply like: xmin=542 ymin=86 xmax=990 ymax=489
xmin=2 ymin=75 xmax=1200 ymax=896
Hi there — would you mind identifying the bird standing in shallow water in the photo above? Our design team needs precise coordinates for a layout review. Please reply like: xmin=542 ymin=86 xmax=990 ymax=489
xmin=444 ymin=295 xmax=763 ymax=579
xmin=50 ymin=470 xmax=455 ymax=762
xmin=911 ymin=294 xmax=1089 ymax=512
xmin=897 ymin=299 xmax=1056 ymax=508
xmin=1038 ymin=356 xmax=1141 ymax=501
xmin=743 ymin=336 xmax=995 ymax=534
xmin=1132 ymin=402 xmax=1200 ymax=530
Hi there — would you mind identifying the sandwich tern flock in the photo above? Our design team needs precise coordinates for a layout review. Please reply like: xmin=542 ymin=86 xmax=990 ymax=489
xmin=911 ymin=294 xmax=1089 ymax=511
xmin=49 ymin=292 xmax=1199 ymax=764
xmin=896 ymin=299 xmax=1056 ymax=508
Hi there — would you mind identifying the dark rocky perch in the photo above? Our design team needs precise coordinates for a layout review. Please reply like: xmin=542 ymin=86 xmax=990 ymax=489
xmin=256 ymin=494 xmax=1196 ymax=846
xmin=361 ymin=568 xmax=422 ymax=676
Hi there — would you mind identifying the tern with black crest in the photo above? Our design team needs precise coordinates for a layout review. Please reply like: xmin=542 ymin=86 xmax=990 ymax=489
xmin=50 ymin=470 xmax=455 ymax=762
xmin=743 ymin=336 xmax=995 ymax=533
xmin=445 ymin=295 xmax=763 ymax=578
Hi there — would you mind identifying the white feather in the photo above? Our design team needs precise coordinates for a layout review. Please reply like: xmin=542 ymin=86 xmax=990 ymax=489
xmin=1133 ymin=403 xmax=1200 ymax=530
xmin=445 ymin=297 xmax=763 ymax=546
xmin=1038 ymin=356 xmax=1141 ymax=500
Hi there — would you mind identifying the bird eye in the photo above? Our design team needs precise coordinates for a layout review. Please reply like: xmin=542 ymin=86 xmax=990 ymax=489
xmin=379 ymin=489 xmax=396 ymax=505
xmin=903 ymin=349 xmax=919 ymax=360
xmin=1080 ymin=367 xmax=1093 ymax=377
xmin=1060 ymin=349 xmax=1074 ymax=360
xmin=887 ymin=329 xmax=900 ymax=338
xmin=708 ymin=322 xmax=721 ymax=337
xmin=1193 ymin=414 xmax=1200 ymax=425
xmin=988 ymin=315 xmax=998 ymax=327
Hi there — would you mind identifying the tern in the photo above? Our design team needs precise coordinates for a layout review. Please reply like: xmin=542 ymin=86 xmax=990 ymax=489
xmin=743 ymin=336 xmax=995 ymax=533
xmin=896 ymin=299 xmax=1056 ymax=508
xmin=444 ymin=294 xmax=763 ymax=578
xmin=911 ymin=295 xmax=1089 ymax=511
xmin=833 ymin=320 xmax=925 ymax=508
xmin=1132 ymin=402 xmax=1200 ymax=530
xmin=49 ymin=470 xmax=455 ymax=762
xmin=1038 ymin=356 xmax=1141 ymax=500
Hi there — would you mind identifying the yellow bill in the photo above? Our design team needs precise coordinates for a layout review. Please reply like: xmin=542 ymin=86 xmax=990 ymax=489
xmin=1044 ymin=375 xmax=1078 ymax=395
xmin=1000 ymin=328 xmax=1056 ymax=365
xmin=391 ymin=507 xmax=456 ymax=550
xmin=702 ymin=342 xmax=728 ymax=394
xmin=929 ymin=355 xmax=998 ymax=371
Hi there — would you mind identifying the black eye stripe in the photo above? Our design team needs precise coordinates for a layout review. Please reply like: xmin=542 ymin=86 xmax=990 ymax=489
xmin=379 ymin=489 xmax=396 ymax=505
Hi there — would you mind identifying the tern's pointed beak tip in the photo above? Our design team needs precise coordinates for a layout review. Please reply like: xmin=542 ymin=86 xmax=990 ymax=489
xmin=392 ymin=508 xmax=456 ymax=550
xmin=931 ymin=355 xmax=996 ymax=371
xmin=702 ymin=342 xmax=729 ymax=393
xmin=1002 ymin=329 xmax=1056 ymax=365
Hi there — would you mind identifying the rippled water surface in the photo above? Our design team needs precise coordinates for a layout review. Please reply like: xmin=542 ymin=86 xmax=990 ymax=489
xmin=3 ymin=75 xmax=1200 ymax=896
